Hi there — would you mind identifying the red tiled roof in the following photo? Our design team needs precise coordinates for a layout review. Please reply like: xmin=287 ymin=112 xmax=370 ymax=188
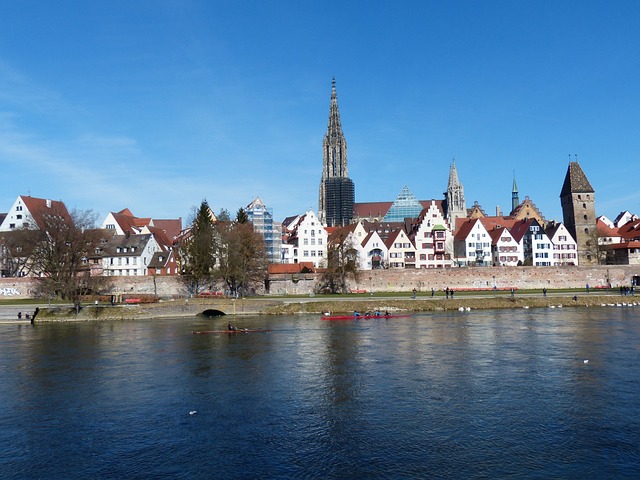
xmin=20 ymin=196 xmax=72 ymax=230
xmin=267 ymin=262 xmax=315 ymax=274
xmin=618 ymin=219 xmax=640 ymax=241
xmin=597 ymin=218 xmax=619 ymax=238
xmin=453 ymin=218 xmax=480 ymax=241
xmin=152 ymin=219 xmax=182 ymax=241
xmin=607 ymin=241 xmax=640 ymax=250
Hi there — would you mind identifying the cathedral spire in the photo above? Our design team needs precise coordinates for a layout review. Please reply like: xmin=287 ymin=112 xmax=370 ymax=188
xmin=444 ymin=158 xmax=466 ymax=230
xmin=318 ymin=78 xmax=354 ymax=227
xmin=447 ymin=158 xmax=460 ymax=189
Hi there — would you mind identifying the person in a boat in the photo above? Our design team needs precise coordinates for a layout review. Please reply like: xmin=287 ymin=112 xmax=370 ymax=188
xmin=353 ymin=311 xmax=361 ymax=317
xmin=384 ymin=311 xmax=390 ymax=317
xmin=227 ymin=321 xmax=237 ymax=331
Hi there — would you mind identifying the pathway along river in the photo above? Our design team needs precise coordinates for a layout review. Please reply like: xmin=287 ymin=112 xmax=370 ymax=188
xmin=1 ymin=307 xmax=639 ymax=479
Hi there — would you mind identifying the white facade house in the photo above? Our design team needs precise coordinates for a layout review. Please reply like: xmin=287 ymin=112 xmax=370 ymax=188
xmin=282 ymin=210 xmax=327 ymax=268
xmin=454 ymin=219 xmax=492 ymax=266
xmin=546 ymin=222 xmax=578 ymax=266
xmin=384 ymin=229 xmax=416 ymax=268
xmin=99 ymin=233 xmax=162 ymax=276
xmin=413 ymin=201 xmax=453 ymax=269
xmin=514 ymin=219 xmax=553 ymax=266
xmin=489 ymin=226 xmax=523 ymax=266
xmin=0 ymin=195 xmax=70 ymax=232
xmin=359 ymin=230 xmax=388 ymax=270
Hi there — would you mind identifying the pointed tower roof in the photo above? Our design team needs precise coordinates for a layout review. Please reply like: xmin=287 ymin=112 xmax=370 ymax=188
xmin=560 ymin=161 xmax=594 ymax=197
xmin=383 ymin=186 xmax=423 ymax=222
xmin=512 ymin=172 xmax=518 ymax=194
xmin=327 ymin=76 xmax=343 ymax=139
xmin=447 ymin=159 xmax=460 ymax=189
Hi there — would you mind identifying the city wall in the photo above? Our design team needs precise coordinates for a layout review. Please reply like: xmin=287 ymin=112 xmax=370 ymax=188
xmin=2 ymin=266 xmax=638 ymax=300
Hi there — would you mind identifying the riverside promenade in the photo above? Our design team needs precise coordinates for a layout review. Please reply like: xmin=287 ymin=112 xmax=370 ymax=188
xmin=1 ymin=289 xmax=637 ymax=322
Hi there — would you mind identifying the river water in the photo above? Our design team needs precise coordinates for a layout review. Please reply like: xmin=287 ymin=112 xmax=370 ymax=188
xmin=1 ymin=307 xmax=639 ymax=479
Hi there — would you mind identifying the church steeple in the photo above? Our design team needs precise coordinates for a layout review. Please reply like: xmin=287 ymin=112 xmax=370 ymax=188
xmin=444 ymin=159 xmax=466 ymax=230
xmin=323 ymin=77 xmax=348 ymax=178
xmin=318 ymin=78 xmax=354 ymax=227
xmin=511 ymin=172 xmax=520 ymax=214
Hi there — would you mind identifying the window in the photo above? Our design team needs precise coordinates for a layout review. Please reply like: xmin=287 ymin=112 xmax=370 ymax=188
xmin=303 ymin=238 xmax=308 ymax=245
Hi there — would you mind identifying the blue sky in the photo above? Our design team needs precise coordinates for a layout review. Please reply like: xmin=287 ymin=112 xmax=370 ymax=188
xmin=1 ymin=1 xmax=639 ymax=225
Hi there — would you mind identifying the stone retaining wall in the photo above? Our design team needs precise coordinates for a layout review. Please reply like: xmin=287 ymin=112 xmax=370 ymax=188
xmin=1 ymin=265 xmax=638 ymax=299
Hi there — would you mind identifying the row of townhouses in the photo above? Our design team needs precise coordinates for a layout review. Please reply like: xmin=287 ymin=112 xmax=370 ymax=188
xmin=2 ymin=191 xmax=640 ymax=280
xmin=0 ymin=196 xmax=181 ymax=278
xmin=280 ymin=200 xmax=581 ymax=270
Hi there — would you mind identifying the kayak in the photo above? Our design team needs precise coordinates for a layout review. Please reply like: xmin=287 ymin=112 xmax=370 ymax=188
xmin=191 ymin=329 xmax=272 ymax=334
xmin=321 ymin=314 xmax=411 ymax=321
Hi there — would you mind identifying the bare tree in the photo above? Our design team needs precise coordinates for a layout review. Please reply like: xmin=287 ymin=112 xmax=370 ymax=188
xmin=24 ymin=206 xmax=107 ymax=310
xmin=316 ymin=229 xmax=359 ymax=294
xmin=583 ymin=229 xmax=607 ymax=265
xmin=214 ymin=219 xmax=267 ymax=296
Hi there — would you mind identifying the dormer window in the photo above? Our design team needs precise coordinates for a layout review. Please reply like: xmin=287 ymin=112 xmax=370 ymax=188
xmin=116 ymin=247 xmax=121 ymax=253
xmin=131 ymin=247 xmax=136 ymax=252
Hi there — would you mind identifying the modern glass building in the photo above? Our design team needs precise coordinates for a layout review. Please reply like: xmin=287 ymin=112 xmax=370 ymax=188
xmin=383 ymin=186 xmax=423 ymax=222
xmin=246 ymin=197 xmax=282 ymax=264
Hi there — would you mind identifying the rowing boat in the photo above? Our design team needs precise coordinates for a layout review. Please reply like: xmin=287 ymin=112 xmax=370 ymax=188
xmin=321 ymin=314 xmax=411 ymax=321
xmin=191 ymin=329 xmax=272 ymax=334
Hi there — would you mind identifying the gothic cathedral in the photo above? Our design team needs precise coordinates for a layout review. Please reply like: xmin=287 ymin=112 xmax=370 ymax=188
xmin=318 ymin=78 xmax=354 ymax=227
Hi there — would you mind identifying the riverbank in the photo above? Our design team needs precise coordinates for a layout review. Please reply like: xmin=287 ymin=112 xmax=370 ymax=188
xmin=3 ymin=292 xmax=637 ymax=322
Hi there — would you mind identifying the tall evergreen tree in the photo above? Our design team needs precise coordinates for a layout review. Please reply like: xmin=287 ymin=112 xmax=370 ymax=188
xmin=179 ymin=200 xmax=217 ymax=294
xmin=236 ymin=207 xmax=248 ymax=224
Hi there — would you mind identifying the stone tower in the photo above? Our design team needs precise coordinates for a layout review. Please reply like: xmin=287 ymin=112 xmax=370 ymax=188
xmin=560 ymin=160 xmax=597 ymax=265
xmin=511 ymin=173 xmax=520 ymax=214
xmin=444 ymin=159 xmax=466 ymax=230
xmin=318 ymin=77 xmax=354 ymax=227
